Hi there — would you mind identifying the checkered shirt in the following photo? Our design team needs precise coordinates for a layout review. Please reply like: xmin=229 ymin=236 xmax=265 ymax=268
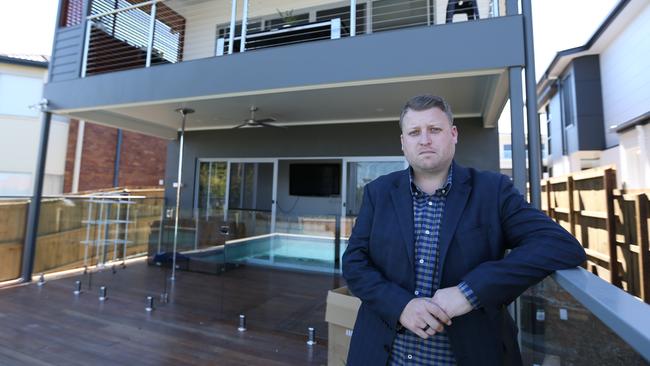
xmin=388 ymin=165 xmax=479 ymax=365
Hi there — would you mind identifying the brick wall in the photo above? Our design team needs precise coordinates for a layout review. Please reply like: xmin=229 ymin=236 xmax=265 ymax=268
xmin=117 ymin=130 xmax=167 ymax=187
xmin=63 ymin=120 xmax=167 ymax=193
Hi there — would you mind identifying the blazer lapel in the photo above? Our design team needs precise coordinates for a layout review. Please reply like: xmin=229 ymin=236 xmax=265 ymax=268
xmin=391 ymin=169 xmax=415 ymax=269
xmin=437 ymin=162 xmax=472 ymax=279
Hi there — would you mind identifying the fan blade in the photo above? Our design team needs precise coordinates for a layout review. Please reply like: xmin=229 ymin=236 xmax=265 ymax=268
xmin=255 ymin=118 xmax=276 ymax=123
xmin=233 ymin=122 xmax=249 ymax=129
xmin=259 ymin=121 xmax=287 ymax=129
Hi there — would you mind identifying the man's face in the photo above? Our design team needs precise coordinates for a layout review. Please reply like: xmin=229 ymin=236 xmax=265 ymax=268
xmin=400 ymin=107 xmax=458 ymax=175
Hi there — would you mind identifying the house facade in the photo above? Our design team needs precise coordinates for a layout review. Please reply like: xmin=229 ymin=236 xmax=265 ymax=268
xmin=0 ymin=55 xmax=68 ymax=196
xmin=40 ymin=0 xmax=537 ymax=248
xmin=536 ymin=0 xmax=650 ymax=188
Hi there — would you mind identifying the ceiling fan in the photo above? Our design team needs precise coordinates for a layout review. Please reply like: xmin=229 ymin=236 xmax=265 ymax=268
xmin=233 ymin=106 xmax=285 ymax=129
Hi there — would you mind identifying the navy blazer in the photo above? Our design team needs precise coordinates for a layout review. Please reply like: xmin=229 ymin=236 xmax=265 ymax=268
xmin=342 ymin=162 xmax=586 ymax=366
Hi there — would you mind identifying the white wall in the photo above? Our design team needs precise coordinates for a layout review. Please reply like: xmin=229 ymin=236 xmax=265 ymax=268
xmin=600 ymin=3 xmax=650 ymax=147
xmin=0 ymin=62 xmax=69 ymax=196
xmin=617 ymin=124 xmax=650 ymax=189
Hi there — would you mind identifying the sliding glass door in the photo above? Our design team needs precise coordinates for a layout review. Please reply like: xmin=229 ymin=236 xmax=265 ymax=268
xmin=341 ymin=158 xmax=406 ymax=237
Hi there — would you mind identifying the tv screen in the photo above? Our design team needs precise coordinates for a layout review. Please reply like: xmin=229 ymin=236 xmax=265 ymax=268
xmin=289 ymin=163 xmax=341 ymax=197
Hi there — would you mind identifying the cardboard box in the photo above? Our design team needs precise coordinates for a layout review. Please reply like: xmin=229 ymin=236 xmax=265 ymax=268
xmin=325 ymin=286 xmax=361 ymax=366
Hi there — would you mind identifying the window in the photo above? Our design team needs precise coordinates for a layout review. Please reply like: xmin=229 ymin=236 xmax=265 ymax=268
xmin=502 ymin=144 xmax=512 ymax=159
xmin=561 ymin=74 xmax=575 ymax=127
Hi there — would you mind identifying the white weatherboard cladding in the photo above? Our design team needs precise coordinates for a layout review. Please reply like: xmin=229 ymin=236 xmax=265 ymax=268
xmin=600 ymin=3 xmax=650 ymax=146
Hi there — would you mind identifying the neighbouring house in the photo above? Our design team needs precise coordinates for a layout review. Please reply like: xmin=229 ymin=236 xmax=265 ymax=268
xmin=536 ymin=0 xmax=650 ymax=188
xmin=0 ymin=54 xmax=68 ymax=196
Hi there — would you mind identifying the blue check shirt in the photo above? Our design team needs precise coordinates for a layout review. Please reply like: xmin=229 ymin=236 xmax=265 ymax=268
xmin=388 ymin=165 xmax=480 ymax=365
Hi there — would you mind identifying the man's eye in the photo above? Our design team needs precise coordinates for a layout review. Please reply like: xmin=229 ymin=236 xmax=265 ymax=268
xmin=409 ymin=131 xmax=419 ymax=136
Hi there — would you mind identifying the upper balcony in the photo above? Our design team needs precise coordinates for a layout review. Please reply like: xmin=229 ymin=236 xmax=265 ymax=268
xmin=45 ymin=0 xmax=523 ymax=137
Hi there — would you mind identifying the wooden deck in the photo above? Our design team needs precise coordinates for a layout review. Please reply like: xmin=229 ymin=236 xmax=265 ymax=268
xmin=0 ymin=260 xmax=344 ymax=365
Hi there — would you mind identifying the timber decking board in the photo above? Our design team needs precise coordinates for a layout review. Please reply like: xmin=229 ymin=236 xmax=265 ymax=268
xmin=0 ymin=262 xmax=342 ymax=365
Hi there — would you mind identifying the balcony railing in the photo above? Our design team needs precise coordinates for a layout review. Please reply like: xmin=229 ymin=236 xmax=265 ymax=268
xmin=79 ymin=0 xmax=505 ymax=77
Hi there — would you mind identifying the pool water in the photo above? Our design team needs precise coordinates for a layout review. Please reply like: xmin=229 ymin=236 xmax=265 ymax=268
xmin=188 ymin=234 xmax=348 ymax=273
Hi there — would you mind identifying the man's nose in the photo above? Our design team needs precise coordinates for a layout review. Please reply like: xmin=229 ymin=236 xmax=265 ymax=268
xmin=418 ymin=130 xmax=432 ymax=145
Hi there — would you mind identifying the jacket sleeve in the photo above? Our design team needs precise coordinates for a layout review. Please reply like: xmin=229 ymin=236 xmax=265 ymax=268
xmin=461 ymin=175 xmax=586 ymax=308
xmin=342 ymin=185 xmax=414 ymax=329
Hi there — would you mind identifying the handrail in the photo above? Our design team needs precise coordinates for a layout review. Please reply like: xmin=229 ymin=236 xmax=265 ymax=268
xmin=553 ymin=267 xmax=650 ymax=362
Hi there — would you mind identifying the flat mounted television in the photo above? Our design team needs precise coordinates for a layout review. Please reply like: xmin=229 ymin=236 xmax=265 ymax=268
xmin=289 ymin=163 xmax=341 ymax=197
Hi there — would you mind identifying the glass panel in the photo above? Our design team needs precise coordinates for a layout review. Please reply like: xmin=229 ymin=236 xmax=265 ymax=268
xmin=227 ymin=162 xmax=274 ymax=238
xmin=0 ymin=198 xmax=28 ymax=281
xmin=520 ymin=277 xmax=650 ymax=365
xmin=197 ymin=161 xmax=227 ymax=220
xmin=346 ymin=161 xmax=404 ymax=216
xmin=27 ymin=192 xmax=164 ymax=275
xmin=345 ymin=160 xmax=404 ymax=237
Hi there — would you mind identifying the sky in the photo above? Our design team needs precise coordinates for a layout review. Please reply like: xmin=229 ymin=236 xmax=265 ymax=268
xmin=0 ymin=0 xmax=619 ymax=80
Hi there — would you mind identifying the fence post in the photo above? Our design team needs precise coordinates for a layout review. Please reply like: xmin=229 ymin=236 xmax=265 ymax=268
xmin=604 ymin=168 xmax=620 ymax=287
xmin=567 ymin=176 xmax=576 ymax=236
xmin=635 ymin=194 xmax=649 ymax=303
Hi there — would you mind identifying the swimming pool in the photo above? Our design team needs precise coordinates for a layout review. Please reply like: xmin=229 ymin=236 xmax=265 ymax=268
xmin=186 ymin=234 xmax=348 ymax=274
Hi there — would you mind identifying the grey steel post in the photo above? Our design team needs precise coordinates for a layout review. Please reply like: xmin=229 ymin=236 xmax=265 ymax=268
xmin=21 ymin=102 xmax=51 ymax=282
xmin=509 ymin=67 xmax=527 ymax=195
xmin=522 ymin=0 xmax=542 ymax=209
xmin=145 ymin=1 xmax=158 ymax=67
xmin=171 ymin=108 xmax=193 ymax=281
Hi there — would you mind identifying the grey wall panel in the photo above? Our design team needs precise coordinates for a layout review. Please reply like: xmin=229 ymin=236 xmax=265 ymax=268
xmin=573 ymin=56 xmax=606 ymax=151
xmin=44 ymin=16 xmax=526 ymax=111
xmin=166 ymin=119 xmax=499 ymax=209
xmin=49 ymin=25 xmax=84 ymax=83
xmin=51 ymin=63 xmax=79 ymax=74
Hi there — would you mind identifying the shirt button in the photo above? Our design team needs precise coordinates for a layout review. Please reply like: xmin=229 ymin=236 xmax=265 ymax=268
xmin=419 ymin=259 xmax=424 ymax=264
xmin=407 ymin=354 xmax=413 ymax=360
xmin=425 ymin=230 xmax=430 ymax=235
xmin=414 ymin=290 xmax=419 ymax=295
xmin=428 ymin=201 xmax=433 ymax=206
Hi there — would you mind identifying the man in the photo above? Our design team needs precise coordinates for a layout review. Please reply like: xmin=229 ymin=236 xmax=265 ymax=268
xmin=342 ymin=95 xmax=586 ymax=366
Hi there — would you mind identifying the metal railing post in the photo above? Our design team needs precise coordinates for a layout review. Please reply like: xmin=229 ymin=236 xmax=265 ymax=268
xmin=350 ymin=0 xmax=356 ymax=36
xmin=145 ymin=1 xmax=158 ymax=67
xmin=228 ymin=0 xmax=238 ymax=54
xmin=239 ymin=0 xmax=249 ymax=53
xmin=81 ymin=20 xmax=92 ymax=77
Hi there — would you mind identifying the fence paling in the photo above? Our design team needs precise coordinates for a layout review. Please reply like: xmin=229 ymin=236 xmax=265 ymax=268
xmin=636 ymin=194 xmax=649 ymax=301
xmin=541 ymin=167 xmax=649 ymax=304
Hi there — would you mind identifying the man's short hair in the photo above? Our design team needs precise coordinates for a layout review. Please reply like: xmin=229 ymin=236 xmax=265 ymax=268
xmin=399 ymin=94 xmax=454 ymax=129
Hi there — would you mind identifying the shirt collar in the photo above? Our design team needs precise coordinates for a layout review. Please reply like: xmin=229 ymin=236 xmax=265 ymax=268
xmin=409 ymin=164 xmax=453 ymax=197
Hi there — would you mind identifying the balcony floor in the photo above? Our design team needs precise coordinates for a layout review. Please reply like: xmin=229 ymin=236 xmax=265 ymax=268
xmin=0 ymin=260 xmax=341 ymax=365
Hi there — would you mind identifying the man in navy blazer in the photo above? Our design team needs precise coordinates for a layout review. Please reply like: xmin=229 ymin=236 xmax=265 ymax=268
xmin=342 ymin=95 xmax=586 ymax=366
